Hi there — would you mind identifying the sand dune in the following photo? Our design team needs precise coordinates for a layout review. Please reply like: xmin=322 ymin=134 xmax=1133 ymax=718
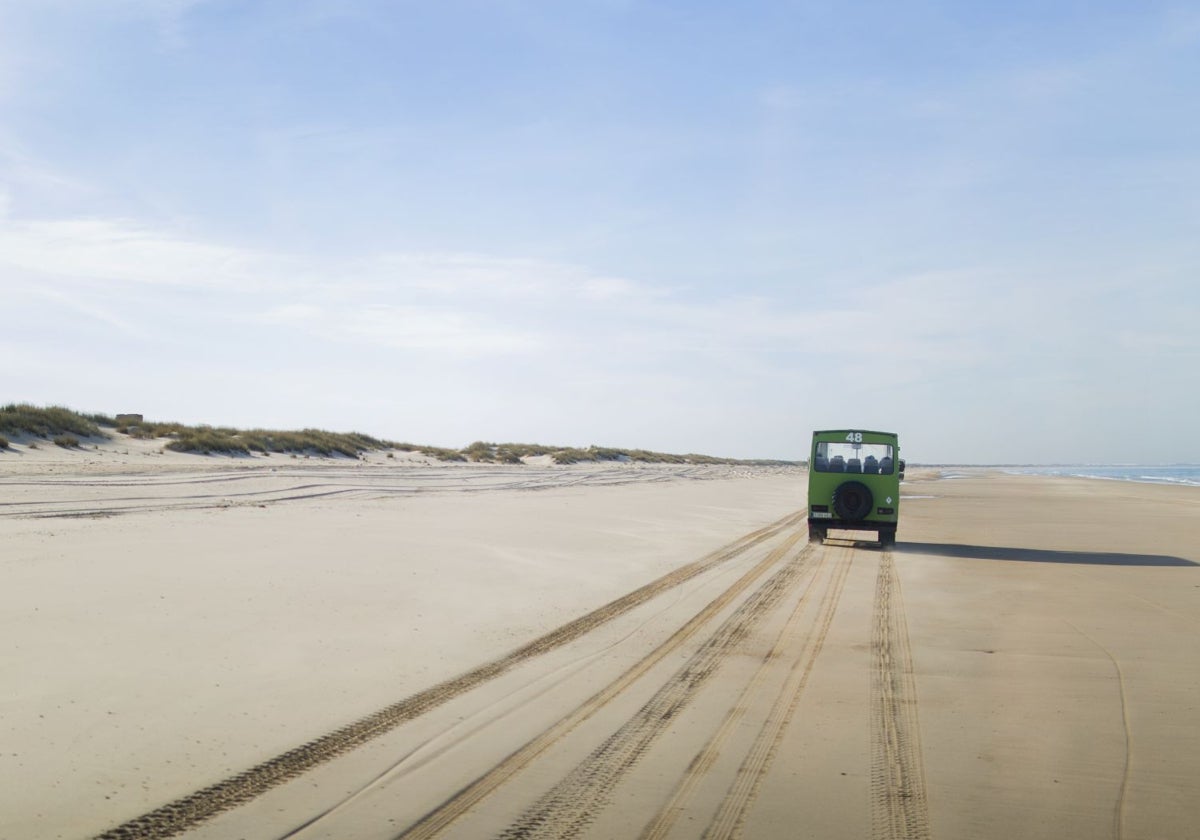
xmin=2 ymin=443 xmax=1198 ymax=839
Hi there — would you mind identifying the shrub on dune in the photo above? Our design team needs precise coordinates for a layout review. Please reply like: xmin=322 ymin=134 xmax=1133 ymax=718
xmin=0 ymin=404 xmax=107 ymax=439
xmin=552 ymin=448 xmax=599 ymax=465
xmin=0 ymin=404 xmax=800 ymax=465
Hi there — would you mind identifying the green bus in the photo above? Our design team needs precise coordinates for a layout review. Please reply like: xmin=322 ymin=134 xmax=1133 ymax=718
xmin=807 ymin=429 xmax=904 ymax=546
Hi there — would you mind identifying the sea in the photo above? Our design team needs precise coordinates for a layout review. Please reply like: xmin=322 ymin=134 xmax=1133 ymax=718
xmin=1003 ymin=465 xmax=1200 ymax=488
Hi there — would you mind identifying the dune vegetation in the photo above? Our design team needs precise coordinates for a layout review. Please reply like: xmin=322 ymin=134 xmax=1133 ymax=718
xmin=0 ymin=404 xmax=110 ymax=440
xmin=0 ymin=404 xmax=796 ymax=465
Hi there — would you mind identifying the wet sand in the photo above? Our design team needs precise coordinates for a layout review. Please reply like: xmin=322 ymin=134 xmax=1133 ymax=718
xmin=2 ymin=443 xmax=1198 ymax=840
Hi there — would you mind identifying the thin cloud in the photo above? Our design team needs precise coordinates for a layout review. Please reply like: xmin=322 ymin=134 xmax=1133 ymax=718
xmin=355 ymin=252 xmax=661 ymax=305
xmin=260 ymin=302 xmax=542 ymax=355
xmin=0 ymin=212 xmax=662 ymax=307
xmin=0 ymin=217 xmax=294 ymax=290
xmin=2 ymin=279 xmax=148 ymax=339
xmin=0 ymin=142 xmax=92 ymax=202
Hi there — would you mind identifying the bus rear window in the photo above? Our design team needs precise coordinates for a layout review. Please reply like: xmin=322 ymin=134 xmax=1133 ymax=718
xmin=812 ymin=442 xmax=895 ymax=474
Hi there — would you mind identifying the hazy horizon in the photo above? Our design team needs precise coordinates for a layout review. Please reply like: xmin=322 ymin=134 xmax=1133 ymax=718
xmin=2 ymin=2 xmax=1197 ymax=463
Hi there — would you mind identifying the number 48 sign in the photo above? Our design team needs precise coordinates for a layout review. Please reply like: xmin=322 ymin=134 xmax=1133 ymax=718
xmin=845 ymin=432 xmax=863 ymax=443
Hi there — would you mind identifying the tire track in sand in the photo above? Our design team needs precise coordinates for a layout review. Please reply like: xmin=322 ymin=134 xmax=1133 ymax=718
xmin=393 ymin=529 xmax=811 ymax=840
xmin=636 ymin=543 xmax=851 ymax=840
xmin=91 ymin=511 xmax=806 ymax=840
xmin=486 ymin=534 xmax=817 ymax=840
xmin=699 ymin=543 xmax=854 ymax=840
xmin=635 ymin=544 xmax=835 ymax=840
xmin=1065 ymin=619 xmax=1131 ymax=840
xmin=870 ymin=550 xmax=932 ymax=840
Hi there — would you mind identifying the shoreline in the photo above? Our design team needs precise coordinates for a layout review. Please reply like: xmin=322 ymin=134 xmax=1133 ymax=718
xmin=999 ymin=464 xmax=1200 ymax=487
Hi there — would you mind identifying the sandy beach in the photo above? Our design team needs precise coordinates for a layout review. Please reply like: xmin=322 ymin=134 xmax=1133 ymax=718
xmin=3 ymin=441 xmax=1198 ymax=840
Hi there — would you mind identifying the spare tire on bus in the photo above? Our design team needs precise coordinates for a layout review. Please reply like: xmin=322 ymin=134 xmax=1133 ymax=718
xmin=833 ymin=480 xmax=873 ymax=521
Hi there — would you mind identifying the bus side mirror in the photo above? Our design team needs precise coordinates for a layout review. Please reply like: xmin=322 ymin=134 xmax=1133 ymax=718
xmin=898 ymin=459 xmax=906 ymax=480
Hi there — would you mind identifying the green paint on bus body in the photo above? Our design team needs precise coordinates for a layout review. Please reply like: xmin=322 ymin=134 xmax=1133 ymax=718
xmin=807 ymin=429 xmax=904 ymax=546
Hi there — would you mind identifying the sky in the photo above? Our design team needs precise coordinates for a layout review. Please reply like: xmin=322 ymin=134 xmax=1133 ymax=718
xmin=1 ymin=0 xmax=1197 ymax=463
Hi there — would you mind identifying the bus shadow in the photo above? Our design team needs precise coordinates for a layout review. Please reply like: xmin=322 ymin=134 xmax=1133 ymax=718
xmin=895 ymin=541 xmax=1198 ymax=567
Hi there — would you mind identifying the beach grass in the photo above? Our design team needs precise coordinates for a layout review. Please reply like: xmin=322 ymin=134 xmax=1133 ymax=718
xmin=155 ymin=426 xmax=396 ymax=457
xmin=0 ymin=404 xmax=111 ymax=439
xmin=0 ymin=404 xmax=798 ymax=465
